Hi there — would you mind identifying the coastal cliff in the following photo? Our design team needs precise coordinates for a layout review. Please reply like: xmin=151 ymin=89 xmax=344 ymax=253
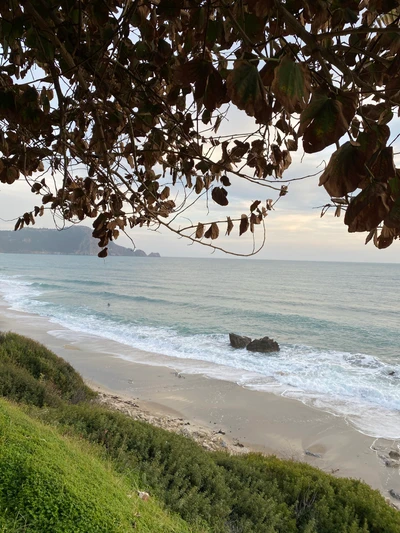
xmin=0 ymin=227 xmax=160 ymax=257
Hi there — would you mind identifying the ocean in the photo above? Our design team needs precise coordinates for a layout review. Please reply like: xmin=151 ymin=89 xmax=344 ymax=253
xmin=0 ymin=254 xmax=399 ymax=439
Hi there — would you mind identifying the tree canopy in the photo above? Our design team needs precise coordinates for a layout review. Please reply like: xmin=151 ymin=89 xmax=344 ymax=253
xmin=1 ymin=0 xmax=400 ymax=255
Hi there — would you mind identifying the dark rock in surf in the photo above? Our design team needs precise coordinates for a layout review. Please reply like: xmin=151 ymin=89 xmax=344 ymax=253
xmin=389 ymin=489 xmax=400 ymax=501
xmin=246 ymin=336 xmax=280 ymax=353
xmin=229 ymin=333 xmax=252 ymax=349
xmin=305 ymin=450 xmax=322 ymax=458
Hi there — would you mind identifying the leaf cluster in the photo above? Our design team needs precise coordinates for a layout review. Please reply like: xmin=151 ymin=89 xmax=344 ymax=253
xmin=1 ymin=0 xmax=400 ymax=252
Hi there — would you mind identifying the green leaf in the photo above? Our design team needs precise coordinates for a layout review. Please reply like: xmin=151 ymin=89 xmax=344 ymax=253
xmin=226 ymin=60 xmax=271 ymax=124
xmin=272 ymin=56 xmax=311 ymax=113
xmin=299 ymin=89 xmax=357 ymax=153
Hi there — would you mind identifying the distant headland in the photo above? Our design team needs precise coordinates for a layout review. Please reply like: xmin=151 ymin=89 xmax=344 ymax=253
xmin=0 ymin=227 xmax=160 ymax=257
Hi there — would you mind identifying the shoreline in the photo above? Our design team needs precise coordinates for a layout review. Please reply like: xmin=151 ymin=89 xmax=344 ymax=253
xmin=0 ymin=302 xmax=399 ymax=507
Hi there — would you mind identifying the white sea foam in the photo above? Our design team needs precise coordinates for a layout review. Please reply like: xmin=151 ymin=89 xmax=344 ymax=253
xmin=1 ymin=271 xmax=399 ymax=439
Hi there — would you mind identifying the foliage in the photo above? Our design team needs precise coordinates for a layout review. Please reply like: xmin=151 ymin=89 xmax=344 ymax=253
xmin=41 ymin=403 xmax=232 ymax=531
xmin=215 ymin=453 xmax=400 ymax=533
xmin=40 ymin=403 xmax=400 ymax=533
xmin=0 ymin=332 xmax=95 ymax=404
xmin=1 ymin=334 xmax=399 ymax=532
xmin=0 ymin=399 xmax=199 ymax=533
xmin=1 ymin=0 xmax=400 ymax=254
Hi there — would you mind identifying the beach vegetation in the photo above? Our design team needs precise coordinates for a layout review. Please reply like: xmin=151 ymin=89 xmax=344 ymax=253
xmin=42 ymin=402 xmax=400 ymax=533
xmin=1 ymin=332 xmax=400 ymax=532
xmin=0 ymin=399 xmax=203 ymax=533
xmin=0 ymin=332 xmax=95 ymax=405
xmin=1 ymin=1 xmax=400 ymax=255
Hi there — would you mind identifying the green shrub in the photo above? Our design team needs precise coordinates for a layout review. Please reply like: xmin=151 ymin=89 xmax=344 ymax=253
xmin=38 ymin=404 xmax=400 ymax=533
xmin=1 ymin=334 xmax=399 ymax=533
xmin=215 ymin=453 xmax=400 ymax=533
xmin=41 ymin=403 xmax=233 ymax=531
xmin=0 ymin=360 xmax=63 ymax=407
xmin=0 ymin=399 xmax=203 ymax=533
xmin=0 ymin=332 xmax=94 ymax=405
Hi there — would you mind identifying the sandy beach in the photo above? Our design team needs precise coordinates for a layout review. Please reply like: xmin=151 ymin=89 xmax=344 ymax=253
xmin=1 ymin=301 xmax=399 ymax=508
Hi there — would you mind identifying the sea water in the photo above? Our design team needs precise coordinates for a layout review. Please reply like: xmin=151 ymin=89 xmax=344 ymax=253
xmin=0 ymin=254 xmax=399 ymax=439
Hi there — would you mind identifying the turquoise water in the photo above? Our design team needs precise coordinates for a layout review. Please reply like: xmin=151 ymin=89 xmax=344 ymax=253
xmin=0 ymin=254 xmax=399 ymax=438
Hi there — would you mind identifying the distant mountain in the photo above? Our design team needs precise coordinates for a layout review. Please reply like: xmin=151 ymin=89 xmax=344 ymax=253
xmin=0 ymin=227 xmax=160 ymax=257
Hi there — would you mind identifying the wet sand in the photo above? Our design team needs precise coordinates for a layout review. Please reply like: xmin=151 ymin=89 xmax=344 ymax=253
xmin=1 ymin=302 xmax=399 ymax=507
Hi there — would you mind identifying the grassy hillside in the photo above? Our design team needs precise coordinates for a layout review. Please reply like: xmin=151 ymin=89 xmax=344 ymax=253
xmin=0 ymin=332 xmax=399 ymax=533
xmin=0 ymin=332 xmax=95 ymax=406
xmin=0 ymin=400 xmax=199 ymax=533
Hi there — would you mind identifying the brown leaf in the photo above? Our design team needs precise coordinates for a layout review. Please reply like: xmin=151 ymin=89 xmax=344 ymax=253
xmin=174 ymin=59 xmax=225 ymax=112
xmin=98 ymin=247 xmax=108 ymax=258
xmin=319 ymin=142 xmax=367 ymax=197
xmin=211 ymin=186 xmax=228 ymax=206
xmin=220 ymin=175 xmax=231 ymax=187
xmin=250 ymin=212 xmax=261 ymax=233
xmin=384 ymin=197 xmax=400 ymax=229
xmin=160 ymin=186 xmax=170 ymax=200
xmin=226 ymin=216 xmax=234 ymax=236
xmin=279 ymin=185 xmax=288 ymax=197
xmin=247 ymin=0 xmax=274 ymax=17
xmin=369 ymin=147 xmax=396 ymax=184
xmin=344 ymin=183 xmax=392 ymax=233
xmin=173 ymin=59 xmax=212 ymax=86
xmin=365 ymin=228 xmax=377 ymax=245
xmin=195 ymin=222 xmax=204 ymax=239
xmin=239 ymin=214 xmax=249 ymax=236
xmin=203 ymin=68 xmax=226 ymax=112
xmin=250 ymin=200 xmax=261 ymax=212
xmin=204 ymin=222 xmax=219 ymax=240
xmin=376 ymin=225 xmax=397 ymax=249
xmin=5 ymin=166 xmax=19 ymax=184
xmin=195 ymin=176 xmax=204 ymax=194
xmin=259 ymin=60 xmax=277 ymax=87
xmin=285 ymin=138 xmax=298 ymax=151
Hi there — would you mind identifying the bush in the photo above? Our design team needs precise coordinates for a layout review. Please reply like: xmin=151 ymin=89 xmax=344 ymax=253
xmin=0 ymin=332 xmax=94 ymax=405
xmin=39 ymin=404 xmax=400 ymax=533
xmin=215 ymin=454 xmax=400 ymax=533
xmin=42 ymin=404 xmax=232 ymax=531
xmin=1 ymin=334 xmax=399 ymax=532
xmin=0 ymin=399 xmax=203 ymax=533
